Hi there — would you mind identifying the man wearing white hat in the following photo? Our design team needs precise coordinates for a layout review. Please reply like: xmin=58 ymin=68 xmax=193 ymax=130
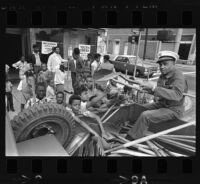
xmin=126 ymin=51 xmax=188 ymax=140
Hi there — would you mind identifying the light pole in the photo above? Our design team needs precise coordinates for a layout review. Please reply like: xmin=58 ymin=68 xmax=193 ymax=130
xmin=143 ymin=28 xmax=148 ymax=60
xmin=105 ymin=29 xmax=109 ymax=54
xmin=133 ymin=30 xmax=142 ymax=78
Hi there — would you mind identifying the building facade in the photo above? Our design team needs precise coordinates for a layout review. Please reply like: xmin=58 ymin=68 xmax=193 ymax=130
xmin=5 ymin=28 xmax=105 ymax=65
xmin=4 ymin=28 xmax=196 ymax=65
xmin=104 ymin=28 xmax=196 ymax=63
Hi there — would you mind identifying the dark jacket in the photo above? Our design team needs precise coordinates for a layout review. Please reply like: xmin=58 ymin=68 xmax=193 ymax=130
xmin=29 ymin=52 xmax=43 ymax=65
xmin=69 ymin=56 xmax=84 ymax=73
xmin=154 ymin=67 xmax=188 ymax=116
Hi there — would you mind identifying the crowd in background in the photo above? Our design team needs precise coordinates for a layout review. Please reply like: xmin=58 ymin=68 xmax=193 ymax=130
xmin=5 ymin=44 xmax=120 ymax=116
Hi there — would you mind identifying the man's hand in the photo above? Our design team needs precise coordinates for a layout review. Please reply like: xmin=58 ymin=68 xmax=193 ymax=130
xmin=140 ymin=81 xmax=156 ymax=92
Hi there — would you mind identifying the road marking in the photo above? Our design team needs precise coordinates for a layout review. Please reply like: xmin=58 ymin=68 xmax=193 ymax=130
xmin=183 ymin=72 xmax=196 ymax=75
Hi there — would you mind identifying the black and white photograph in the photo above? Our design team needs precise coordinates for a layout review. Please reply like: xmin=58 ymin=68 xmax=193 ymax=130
xmin=5 ymin=28 xmax=196 ymax=157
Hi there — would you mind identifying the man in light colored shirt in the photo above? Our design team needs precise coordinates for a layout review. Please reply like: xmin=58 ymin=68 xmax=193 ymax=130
xmin=54 ymin=65 xmax=67 ymax=91
xmin=99 ymin=55 xmax=115 ymax=73
xmin=46 ymin=79 xmax=56 ymax=102
xmin=29 ymin=44 xmax=43 ymax=74
xmin=34 ymin=52 xmax=41 ymax=66
xmin=47 ymin=46 xmax=67 ymax=73
xmin=91 ymin=53 xmax=101 ymax=76
xmin=54 ymin=63 xmax=68 ymax=104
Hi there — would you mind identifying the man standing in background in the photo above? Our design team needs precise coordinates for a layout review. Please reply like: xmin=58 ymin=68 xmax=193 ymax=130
xmin=69 ymin=48 xmax=84 ymax=90
xmin=47 ymin=46 xmax=67 ymax=73
xmin=91 ymin=53 xmax=101 ymax=76
xmin=29 ymin=44 xmax=43 ymax=74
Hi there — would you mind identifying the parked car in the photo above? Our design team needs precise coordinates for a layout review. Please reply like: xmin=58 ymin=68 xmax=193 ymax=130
xmin=110 ymin=55 xmax=158 ymax=77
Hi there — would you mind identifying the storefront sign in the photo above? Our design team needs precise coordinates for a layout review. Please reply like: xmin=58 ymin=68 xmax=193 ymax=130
xmin=79 ymin=44 xmax=91 ymax=59
xmin=41 ymin=41 xmax=58 ymax=54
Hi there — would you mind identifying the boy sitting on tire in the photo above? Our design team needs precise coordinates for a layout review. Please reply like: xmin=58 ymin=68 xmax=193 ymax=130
xmin=66 ymin=94 xmax=82 ymax=116
xmin=25 ymin=82 xmax=51 ymax=109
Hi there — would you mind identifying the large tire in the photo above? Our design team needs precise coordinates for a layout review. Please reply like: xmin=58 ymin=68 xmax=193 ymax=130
xmin=11 ymin=103 xmax=76 ymax=149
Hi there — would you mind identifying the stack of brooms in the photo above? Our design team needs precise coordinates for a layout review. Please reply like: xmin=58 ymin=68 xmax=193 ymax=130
xmin=70 ymin=102 xmax=195 ymax=157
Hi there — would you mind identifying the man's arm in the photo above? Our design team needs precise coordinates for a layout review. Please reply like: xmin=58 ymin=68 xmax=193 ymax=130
xmin=86 ymin=91 xmax=107 ymax=109
xmin=24 ymin=99 xmax=31 ymax=109
xmin=12 ymin=61 xmax=21 ymax=69
xmin=154 ymin=75 xmax=185 ymax=101
xmin=47 ymin=55 xmax=52 ymax=71
xmin=91 ymin=63 xmax=96 ymax=76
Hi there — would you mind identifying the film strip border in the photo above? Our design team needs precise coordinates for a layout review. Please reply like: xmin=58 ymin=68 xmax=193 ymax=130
xmin=0 ymin=1 xmax=198 ymax=183
xmin=0 ymin=157 xmax=196 ymax=183
xmin=0 ymin=3 xmax=198 ymax=27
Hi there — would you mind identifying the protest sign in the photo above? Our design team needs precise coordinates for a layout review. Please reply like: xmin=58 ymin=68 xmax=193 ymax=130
xmin=78 ymin=44 xmax=91 ymax=59
xmin=41 ymin=41 xmax=58 ymax=54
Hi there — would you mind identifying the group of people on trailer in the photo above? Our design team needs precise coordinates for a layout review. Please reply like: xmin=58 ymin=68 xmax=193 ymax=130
xmin=5 ymin=44 xmax=188 ymax=142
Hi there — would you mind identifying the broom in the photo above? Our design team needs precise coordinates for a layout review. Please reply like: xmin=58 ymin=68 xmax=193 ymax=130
xmin=104 ymin=121 xmax=195 ymax=154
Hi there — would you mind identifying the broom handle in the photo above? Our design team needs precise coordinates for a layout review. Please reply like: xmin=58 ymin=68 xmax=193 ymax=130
xmin=109 ymin=132 xmax=150 ymax=149
xmin=146 ymin=141 xmax=163 ymax=156
xmin=157 ymin=137 xmax=195 ymax=152
xmin=102 ymin=108 xmax=120 ymax=124
xmin=152 ymin=141 xmax=177 ymax=157
xmin=104 ymin=121 xmax=195 ymax=154
xmin=146 ymin=132 xmax=195 ymax=151
xmin=161 ymin=134 xmax=195 ymax=139
xmin=73 ymin=116 xmax=99 ymax=137
xmin=100 ymin=103 xmax=116 ymax=121
xmin=160 ymin=136 xmax=195 ymax=143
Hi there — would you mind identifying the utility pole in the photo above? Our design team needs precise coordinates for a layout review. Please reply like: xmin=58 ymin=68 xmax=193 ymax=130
xmin=133 ymin=30 xmax=142 ymax=78
xmin=143 ymin=28 xmax=148 ymax=60
xmin=106 ymin=29 xmax=109 ymax=54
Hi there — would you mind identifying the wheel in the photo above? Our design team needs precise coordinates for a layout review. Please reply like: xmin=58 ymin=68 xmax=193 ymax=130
xmin=11 ymin=103 xmax=76 ymax=148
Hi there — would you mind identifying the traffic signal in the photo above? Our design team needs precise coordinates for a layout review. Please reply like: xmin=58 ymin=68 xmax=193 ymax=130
xmin=128 ymin=35 xmax=139 ymax=44
xmin=157 ymin=30 xmax=173 ymax=41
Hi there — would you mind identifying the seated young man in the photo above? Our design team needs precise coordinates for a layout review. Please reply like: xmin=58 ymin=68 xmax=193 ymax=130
xmin=46 ymin=79 xmax=56 ymax=102
xmin=56 ymin=91 xmax=66 ymax=107
xmin=25 ymin=82 xmax=50 ymax=108
xmin=37 ymin=63 xmax=47 ymax=81
xmin=86 ymin=75 xmax=97 ymax=97
xmin=86 ymin=75 xmax=111 ymax=108
xmin=75 ymin=85 xmax=108 ymax=112
xmin=67 ymin=95 xmax=109 ymax=139
xmin=66 ymin=94 xmax=82 ymax=116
